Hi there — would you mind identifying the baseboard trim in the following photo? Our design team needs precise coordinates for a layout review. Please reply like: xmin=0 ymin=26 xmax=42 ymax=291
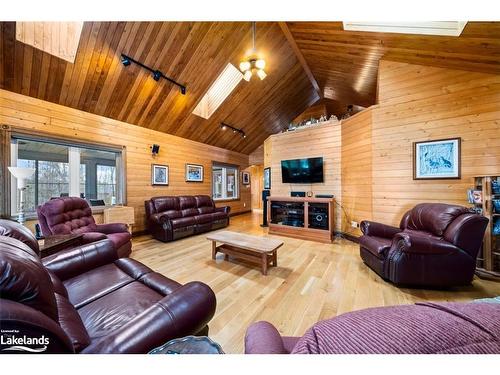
xmin=335 ymin=231 xmax=360 ymax=244
xmin=230 ymin=210 xmax=252 ymax=217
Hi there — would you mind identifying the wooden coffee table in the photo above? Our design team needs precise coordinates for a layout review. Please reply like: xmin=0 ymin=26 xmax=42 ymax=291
xmin=207 ymin=230 xmax=284 ymax=275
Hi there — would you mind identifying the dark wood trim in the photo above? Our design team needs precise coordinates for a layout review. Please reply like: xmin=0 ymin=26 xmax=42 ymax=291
xmin=412 ymin=137 xmax=462 ymax=180
xmin=229 ymin=210 xmax=252 ymax=217
xmin=278 ymin=22 xmax=322 ymax=99
xmin=0 ymin=126 xmax=12 ymax=218
xmin=212 ymin=160 xmax=239 ymax=169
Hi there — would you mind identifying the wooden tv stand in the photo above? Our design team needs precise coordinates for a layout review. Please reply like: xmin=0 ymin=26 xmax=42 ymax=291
xmin=267 ymin=196 xmax=335 ymax=243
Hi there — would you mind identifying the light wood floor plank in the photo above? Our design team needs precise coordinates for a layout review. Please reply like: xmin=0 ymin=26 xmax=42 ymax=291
xmin=131 ymin=212 xmax=500 ymax=354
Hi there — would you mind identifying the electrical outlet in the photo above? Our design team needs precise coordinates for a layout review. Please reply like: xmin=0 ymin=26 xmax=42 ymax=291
xmin=243 ymin=202 xmax=246 ymax=208
xmin=351 ymin=221 xmax=359 ymax=228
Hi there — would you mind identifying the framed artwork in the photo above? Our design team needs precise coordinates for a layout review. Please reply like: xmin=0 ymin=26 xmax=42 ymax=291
xmin=263 ymin=167 xmax=271 ymax=189
xmin=152 ymin=164 xmax=169 ymax=185
xmin=186 ymin=164 xmax=204 ymax=182
xmin=242 ymin=171 xmax=250 ymax=185
xmin=413 ymin=138 xmax=461 ymax=180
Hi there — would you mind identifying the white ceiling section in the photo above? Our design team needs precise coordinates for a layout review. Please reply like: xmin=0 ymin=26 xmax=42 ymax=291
xmin=342 ymin=21 xmax=468 ymax=36
xmin=192 ymin=63 xmax=243 ymax=120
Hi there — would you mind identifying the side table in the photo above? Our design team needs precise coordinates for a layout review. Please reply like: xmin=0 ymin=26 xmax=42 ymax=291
xmin=39 ymin=233 xmax=83 ymax=258
xmin=149 ymin=336 xmax=224 ymax=354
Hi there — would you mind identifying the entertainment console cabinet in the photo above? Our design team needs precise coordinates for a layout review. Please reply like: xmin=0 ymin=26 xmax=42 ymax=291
xmin=267 ymin=196 xmax=335 ymax=243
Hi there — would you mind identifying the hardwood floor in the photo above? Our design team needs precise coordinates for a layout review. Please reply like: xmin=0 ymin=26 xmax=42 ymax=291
xmin=131 ymin=212 xmax=500 ymax=354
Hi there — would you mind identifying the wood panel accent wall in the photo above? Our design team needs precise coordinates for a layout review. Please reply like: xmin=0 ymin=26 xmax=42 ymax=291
xmin=340 ymin=108 xmax=374 ymax=235
xmin=263 ymin=120 xmax=342 ymax=232
xmin=249 ymin=144 xmax=264 ymax=165
xmin=372 ymin=60 xmax=500 ymax=226
xmin=249 ymin=165 xmax=264 ymax=210
xmin=0 ymin=89 xmax=251 ymax=232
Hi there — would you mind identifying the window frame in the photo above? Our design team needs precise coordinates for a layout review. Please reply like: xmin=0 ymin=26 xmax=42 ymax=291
xmin=3 ymin=128 xmax=127 ymax=219
xmin=211 ymin=161 xmax=240 ymax=202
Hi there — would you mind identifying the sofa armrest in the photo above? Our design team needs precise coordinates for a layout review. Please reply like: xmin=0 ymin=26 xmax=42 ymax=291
xmin=393 ymin=232 xmax=462 ymax=255
xmin=80 ymin=232 xmax=107 ymax=244
xmin=245 ymin=321 xmax=289 ymax=354
xmin=42 ymin=239 xmax=118 ymax=281
xmin=149 ymin=212 xmax=172 ymax=225
xmin=81 ymin=281 xmax=217 ymax=354
xmin=95 ymin=223 xmax=129 ymax=234
xmin=215 ymin=206 xmax=231 ymax=215
xmin=360 ymin=221 xmax=401 ymax=238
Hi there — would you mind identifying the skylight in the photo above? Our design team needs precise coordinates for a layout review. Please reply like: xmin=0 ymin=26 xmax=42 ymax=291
xmin=342 ymin=22 xmax=467 ymax=37
xmin=193 ymin=63 xmax=243 ymax=119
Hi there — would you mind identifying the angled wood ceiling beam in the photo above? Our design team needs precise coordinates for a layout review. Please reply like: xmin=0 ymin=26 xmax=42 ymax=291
xmin=278 ymin=21 xmax=322 ymax=99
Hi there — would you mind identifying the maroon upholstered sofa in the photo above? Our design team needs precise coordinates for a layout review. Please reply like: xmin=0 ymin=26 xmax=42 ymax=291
xmin=359 ymin=203 xmax=488 ymax=287
xmin=37 ymin=197 xmax=132 ymax=258
xmin=145 ymin=195 xmax=230 ymax=242
xmin=245 ymin=301 xmax=500 ymax=354
xmin=0 ymin=219 xmax=216 ymax=354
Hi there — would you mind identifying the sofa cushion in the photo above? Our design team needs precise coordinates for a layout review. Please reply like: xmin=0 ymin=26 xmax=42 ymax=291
xmin=54 ymin=293 xmax=91 ymax=352
xmin=171 ymin=217 xmax=196 ymax=229
xmin=63 ymin=263 xmax=134 ymax=308
xmin=152 ymin=197 xmax=179 ymax=213
xmin=194 ymin=214 xmax=214 ymax=225
xmin=77 ymin=281 xmax=163 ymax=340
xmin=211 ymin=211 xmax=228 ymax=221
xmin=195 ymin=195 xmax=215 ymax=209
xmin=359 ymin=236 xmax=392 ymax=259
xmin=179 ymin=196 xmax=197 ymax=210
xmin=182 ymin=208 xmax=199 ymax=217
xmin=406 ymin=203 xmax=470 ymax=237
xmin=198 ymin=206 xmax=215 ymax=215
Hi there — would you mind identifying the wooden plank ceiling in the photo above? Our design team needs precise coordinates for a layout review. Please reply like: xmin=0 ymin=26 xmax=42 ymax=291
xmin=287 ymin=21 xmax=500 ymax=110
xmin=0 ymin=22 xmax=319 ymax=154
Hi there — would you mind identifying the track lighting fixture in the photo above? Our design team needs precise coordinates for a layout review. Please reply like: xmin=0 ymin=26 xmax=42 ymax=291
xmin=220 ymin=123 xmax=246 ymax=139
xmin=120 ymin=53 xmax=186 ymax=95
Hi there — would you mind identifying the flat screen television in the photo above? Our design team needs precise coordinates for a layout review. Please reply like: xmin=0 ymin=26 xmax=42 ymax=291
xmin=281 ymin=157 xmax=324 ymax=184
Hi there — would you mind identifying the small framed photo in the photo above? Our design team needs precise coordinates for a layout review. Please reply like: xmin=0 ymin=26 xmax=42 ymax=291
xmin=263 ymin=167 xmax=271 ymax=189
xmin=152 ymin=164 xmax=169 ymax=186
xmin=186 ymin=164 xmax=204 ymax=182
xmin=413 ymin=138 xmax=461 ymax=180
xmin=242 ymin=171 xmax=250 ymax=185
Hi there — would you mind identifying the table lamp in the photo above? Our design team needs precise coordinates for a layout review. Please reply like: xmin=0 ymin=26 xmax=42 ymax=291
xmin=8 ymin=166 xmax=35 ymax=225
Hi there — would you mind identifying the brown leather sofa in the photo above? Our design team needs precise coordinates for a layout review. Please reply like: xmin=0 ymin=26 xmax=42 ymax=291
xmin=359 ymin=203 xmax=488 ymax=288
xmin=0 ymin=219 xmax=216 ymax=354
xmin=145 ymin=195 xmax=230 ymax=242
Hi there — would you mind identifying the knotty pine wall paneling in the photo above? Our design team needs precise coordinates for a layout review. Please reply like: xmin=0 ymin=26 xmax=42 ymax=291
xmin=0 ymin=89 xmax=251 ymax=233
xmin=372 ymin=60 xmax=500 ymax=227
xmin=263 ymin=120 xmax=342 ymax=232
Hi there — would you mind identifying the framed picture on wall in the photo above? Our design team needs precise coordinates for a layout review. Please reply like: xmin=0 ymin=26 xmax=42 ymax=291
xmin=413 ymin=138 xmax=461 ymax=180
xmin=185 ymin=164 xmax=204 ymax=182
xmin=152 ymin=164 xmax=169 ymax=185
xmin=242 ymin=171 xmax=250 ymax=185
xmin=263 ymin=167 xmax=271 ymax=189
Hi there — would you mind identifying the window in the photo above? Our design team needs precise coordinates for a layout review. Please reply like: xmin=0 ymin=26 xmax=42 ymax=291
xmin=10 ymin=136 xmax=124 ymax=216
xmin=212 ymin=163 xmax=239 ymax=200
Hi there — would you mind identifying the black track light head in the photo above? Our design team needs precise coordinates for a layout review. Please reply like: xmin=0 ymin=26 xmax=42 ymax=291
xmin=153 ymin=70 xmax=162 ymax=81
xmin=180 ymin=86 xmax=186 ymax=95
xmin=121 ymin=54 xmax=131 ymax=66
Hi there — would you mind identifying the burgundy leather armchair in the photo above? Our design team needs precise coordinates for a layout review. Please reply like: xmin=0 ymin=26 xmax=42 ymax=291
xmin=37 ymin=197 xmax=132 ymax=258
xmin=145 ymin=195 xmax=230 ymax=242
xmin=0 ymin=219 xmax=217 ymax=354
xmin=359 ymin=203 xmax=488 ymax=287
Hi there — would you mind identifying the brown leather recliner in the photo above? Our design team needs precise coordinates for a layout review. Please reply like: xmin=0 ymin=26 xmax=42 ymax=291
xmin=145 ymin=195 xmax=230 ymax=242
xmin=0 ymin=219 xmax=216 ymax=354
xmin=359 ymin=203 xmax=488 ymax=288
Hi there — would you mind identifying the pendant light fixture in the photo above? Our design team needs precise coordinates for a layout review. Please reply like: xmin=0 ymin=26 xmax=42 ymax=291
xmin=239 ymin=22 xmax=267 ymax=81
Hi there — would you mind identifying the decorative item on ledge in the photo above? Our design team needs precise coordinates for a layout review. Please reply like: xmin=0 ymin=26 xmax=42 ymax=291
xmin=220 ymin=122 xmax=246 ymax=139
xmin=472 ymin=175 xmax=500 ymax=280
xmin=285 ymin=114 xmax=338 ymax=132
xmin=121 ymin=53 xmax=186 ymax=95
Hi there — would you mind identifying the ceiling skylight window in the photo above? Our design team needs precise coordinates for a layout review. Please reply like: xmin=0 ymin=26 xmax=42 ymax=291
xmin=193 ymin=63 xmax=243 ymax=119
xmin=342 ymin=22 xmax=467 ymax=37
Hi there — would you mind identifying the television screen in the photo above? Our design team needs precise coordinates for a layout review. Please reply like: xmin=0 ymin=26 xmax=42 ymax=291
xmin=281 ymin=157 xmax=324 ymax=183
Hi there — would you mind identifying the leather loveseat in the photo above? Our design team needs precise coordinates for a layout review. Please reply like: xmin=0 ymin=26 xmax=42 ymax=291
xmin=37 ymin=197 xmax=132 ymax=258
xmin=359 ymin=203 xmax=488 ymax=287
xmin=0 ymin=219 xmax=216 ymax=354
xmin=145 ymin=195 xmax=230 ymax=242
